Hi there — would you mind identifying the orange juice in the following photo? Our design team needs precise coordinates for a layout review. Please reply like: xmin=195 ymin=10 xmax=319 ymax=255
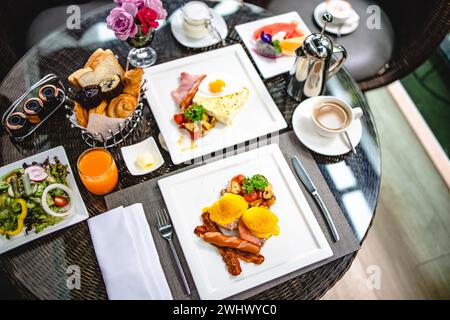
xmin=77 ymin=148 xmax=118 ymax=195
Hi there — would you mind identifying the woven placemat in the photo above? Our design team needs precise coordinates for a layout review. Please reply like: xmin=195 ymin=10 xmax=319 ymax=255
xmin=105 ymin=131 xmax=360 ymax=300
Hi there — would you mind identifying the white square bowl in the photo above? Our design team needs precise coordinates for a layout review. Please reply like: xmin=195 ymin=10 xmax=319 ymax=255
xmin=121 ymin=137 xmax=164 ymax=176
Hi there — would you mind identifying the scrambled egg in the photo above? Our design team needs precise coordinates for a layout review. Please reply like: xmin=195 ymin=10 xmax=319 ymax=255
xmin=242 ymin=207 xmax=280 ymax=239
xmin=207 ymin=193 xmax=248 ymax=225
xmin=193 ymin=87 xmax=249 ymax=126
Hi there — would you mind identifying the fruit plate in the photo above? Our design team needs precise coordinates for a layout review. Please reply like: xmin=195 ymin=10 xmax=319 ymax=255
xmin=0 ymin=146 xmax=89 ymax=254
xmin=158 ymin=144 xmax=332 ymax=299
xmin=144 ymin=44 xmax=287 ymax=165
xmin=235 ymin=11 xmax=311 ymax=79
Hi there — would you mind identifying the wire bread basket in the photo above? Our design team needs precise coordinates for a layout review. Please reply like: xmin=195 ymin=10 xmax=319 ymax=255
xmin=66 ymin=80 xmax=148 ymax=149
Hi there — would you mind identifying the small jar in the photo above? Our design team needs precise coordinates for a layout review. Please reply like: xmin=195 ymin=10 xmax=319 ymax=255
xmin=38 ymin=84 xmax=59 ymax=108
xmin=182 ymin=1 xmax=211 ymax=39
xmin=23 ymin=98 xmax=44 ymax=124
xmin=6 ymin=112 xmax=29 ymax=137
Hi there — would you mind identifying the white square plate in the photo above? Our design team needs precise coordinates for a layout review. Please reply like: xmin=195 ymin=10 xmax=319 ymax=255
xmin=0 ymin=146 xmax=89 ymax=254
xmin=121 ymin=137 xmax=164 ymax=176
xmin=144 ymin=44 xmax=287 ymax=165
xmin=158 ymin=144 xmax=332 ymax=299
xmin=235 ymin=11 xmax=311 ymax=79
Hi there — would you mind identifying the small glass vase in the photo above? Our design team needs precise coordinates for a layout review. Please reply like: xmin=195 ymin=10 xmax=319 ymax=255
xmin=127 ymin=28 xmax=157 ymax=68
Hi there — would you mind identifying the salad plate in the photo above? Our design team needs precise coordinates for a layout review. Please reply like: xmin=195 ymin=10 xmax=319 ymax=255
xmin=158 ymin=144 xmax=332 ymax=299
xmin=235 ymin=11 xmax=311 ymax=79
xmin=0 ymin=146 xmax=89 ymax=254
xmin=144 ymin=44 xmax=287 ymax=165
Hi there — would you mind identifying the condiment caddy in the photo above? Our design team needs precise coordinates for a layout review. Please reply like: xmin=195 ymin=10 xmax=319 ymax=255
xmin=2 ymin=74 xmax=67 ymax=142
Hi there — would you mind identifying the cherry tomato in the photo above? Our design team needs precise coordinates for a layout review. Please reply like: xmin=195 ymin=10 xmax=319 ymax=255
xmin=54 ymin=196 xmax=69 ymax=207
xmin=256 ymin=191 xmax=263 ymax=199
xmin=244 ymin=192 xmax=258 ymax=202
xmin=231 ymin=174 xmax=246 ymax=185
xmin=173 ymin=113 xmax=184 ymax=125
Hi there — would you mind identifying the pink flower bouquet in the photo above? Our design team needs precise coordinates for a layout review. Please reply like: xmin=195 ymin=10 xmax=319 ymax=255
xmin=107 ymin=0 xmax=167 ymax=67
xmin=107 ymin=0 xmax=167 ymax=40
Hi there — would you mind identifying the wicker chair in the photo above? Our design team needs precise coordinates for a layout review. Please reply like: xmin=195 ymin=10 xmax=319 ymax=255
xmin=358 ymin=0 xmax=450 ymax=90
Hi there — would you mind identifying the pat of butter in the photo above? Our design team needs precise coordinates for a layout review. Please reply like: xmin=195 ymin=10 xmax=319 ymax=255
xmin=136 ymin=152 xmax=155 ymax=170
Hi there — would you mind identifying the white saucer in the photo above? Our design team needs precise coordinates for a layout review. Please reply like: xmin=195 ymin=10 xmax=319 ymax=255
xmin=292 ymin=96 xmax=362 ymax=156
xmin=314 ymin=2 xmax=360 ymax=36
xmin=169 ymin=7 xmax=228 ymax=49
xmin=121 ymin=137 xmax=164 ymax=175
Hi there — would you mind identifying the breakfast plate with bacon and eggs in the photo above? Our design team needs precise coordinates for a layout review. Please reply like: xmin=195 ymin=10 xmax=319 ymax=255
xmin=144 ymin=44 xmax=287 ymax=164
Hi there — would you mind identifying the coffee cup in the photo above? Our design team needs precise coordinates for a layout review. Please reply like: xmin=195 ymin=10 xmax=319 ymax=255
xmin=311 ymin=96 xmax=363 ymax=138
xmin=325 ymin=0 xmax=353 ymax=25
xmin=182 ymin=1 xmax=212 ymax=39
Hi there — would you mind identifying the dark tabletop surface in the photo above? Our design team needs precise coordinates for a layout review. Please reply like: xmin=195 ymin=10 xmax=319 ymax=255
xmin=0 ymin=0 xmax=380 ymax=299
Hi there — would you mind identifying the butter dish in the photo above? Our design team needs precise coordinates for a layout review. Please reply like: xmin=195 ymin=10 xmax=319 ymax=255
xmin=121 ymin=137 xmax=164 ymax=176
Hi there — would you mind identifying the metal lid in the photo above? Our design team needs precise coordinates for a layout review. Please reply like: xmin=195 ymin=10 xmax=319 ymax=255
xmin=296 ymin=12 xmax=334 ymax=59
xmin=302 ymin=33 xmax=333 ymax=59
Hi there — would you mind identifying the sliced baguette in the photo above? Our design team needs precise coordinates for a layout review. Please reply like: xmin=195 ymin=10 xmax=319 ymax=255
xmin=76 ymin=69 xmax=98 ymax=87
xmin=84 ymin=48 xmax=105 ymax=69
xmin=93 ymin=54 xmax=125 ymax=82
xmin=87 ymin=49 xmax=116 ymax=71
xmin=68 ymin=67 xmax=94 ymax=88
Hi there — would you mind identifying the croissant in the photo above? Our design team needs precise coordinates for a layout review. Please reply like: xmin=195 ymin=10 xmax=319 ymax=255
xmin=74 ymin=102 xmax=88 ymax=127
xmin=107 ymin=94 xmax=137 ymax=118
xmin=123 ymin=68 xmax=143 ymax=98
xmin=88 ymin=100 xmax=108 ymax=118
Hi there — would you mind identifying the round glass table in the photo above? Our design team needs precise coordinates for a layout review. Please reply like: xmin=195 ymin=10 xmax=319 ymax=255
xmin=0 ymin=1 xmax=380 ymax=299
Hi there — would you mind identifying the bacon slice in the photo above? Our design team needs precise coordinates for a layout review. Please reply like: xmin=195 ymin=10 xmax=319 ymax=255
xmin=171 ymin=72 xmax=206 ymax=110
xmin=238 ymin=219 xmax=263 ymax=247
xmin=200 ymin=212 xmax=242 ymax=275
xmin=219 ymin=248 xmax=242 ymax=276
xmin=235 ymin=250 xmax=265 ymax=264
xmin=195 ymin=213 xmax=263 ymax=273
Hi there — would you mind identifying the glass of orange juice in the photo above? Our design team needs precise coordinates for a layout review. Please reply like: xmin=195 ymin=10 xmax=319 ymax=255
xmin=77 ymin=148 xmax=118 ymax=195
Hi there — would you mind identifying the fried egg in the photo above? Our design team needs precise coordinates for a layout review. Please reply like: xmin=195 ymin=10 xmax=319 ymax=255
xmin=197 ymin=74 xmax=242 ymax=98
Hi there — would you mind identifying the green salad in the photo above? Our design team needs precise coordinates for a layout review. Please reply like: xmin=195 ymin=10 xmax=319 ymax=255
xmin=0 ymin=157 xmax=72 ymax=238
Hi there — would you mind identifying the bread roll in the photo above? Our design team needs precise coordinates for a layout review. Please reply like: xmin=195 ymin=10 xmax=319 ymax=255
xmin=88 ymin=100 xmax=108 ymax=118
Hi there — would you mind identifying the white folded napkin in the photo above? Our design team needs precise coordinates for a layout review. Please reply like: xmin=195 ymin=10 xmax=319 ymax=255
xmin=88 ymin=203 xmax=173 ymax=300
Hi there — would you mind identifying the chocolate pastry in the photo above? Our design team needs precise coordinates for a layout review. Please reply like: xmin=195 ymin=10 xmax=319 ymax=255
xmin=6 ymin=112 xmax=29 ymax=137
xmin=75 ymin=85 xmax=102 ymax=110
xmin=38 ymin=84 xmax=59 ymax=107
xmin=23 ymin=98 xmax=44 ymax=124
xmin=99 ymin=74 xmax=123 ymax=100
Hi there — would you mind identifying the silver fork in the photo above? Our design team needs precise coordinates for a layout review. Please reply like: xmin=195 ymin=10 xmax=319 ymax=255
xmin=156 ymin=208 xmax=191 ymax=295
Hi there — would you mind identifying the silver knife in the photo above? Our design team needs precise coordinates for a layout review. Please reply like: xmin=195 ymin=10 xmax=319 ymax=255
xmin=292 ymin=156 xmax=340 ymax=242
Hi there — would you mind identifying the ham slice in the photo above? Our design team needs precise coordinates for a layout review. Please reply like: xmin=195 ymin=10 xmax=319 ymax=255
xmin=171 ymin=72 xmax=206 ymax=110
xmin=238 ymin=220 xmax=263 ymax=247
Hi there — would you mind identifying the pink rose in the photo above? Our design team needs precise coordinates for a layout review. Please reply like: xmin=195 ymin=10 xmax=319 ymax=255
xmin=107 ymin=7 xmax=138 ymax=40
